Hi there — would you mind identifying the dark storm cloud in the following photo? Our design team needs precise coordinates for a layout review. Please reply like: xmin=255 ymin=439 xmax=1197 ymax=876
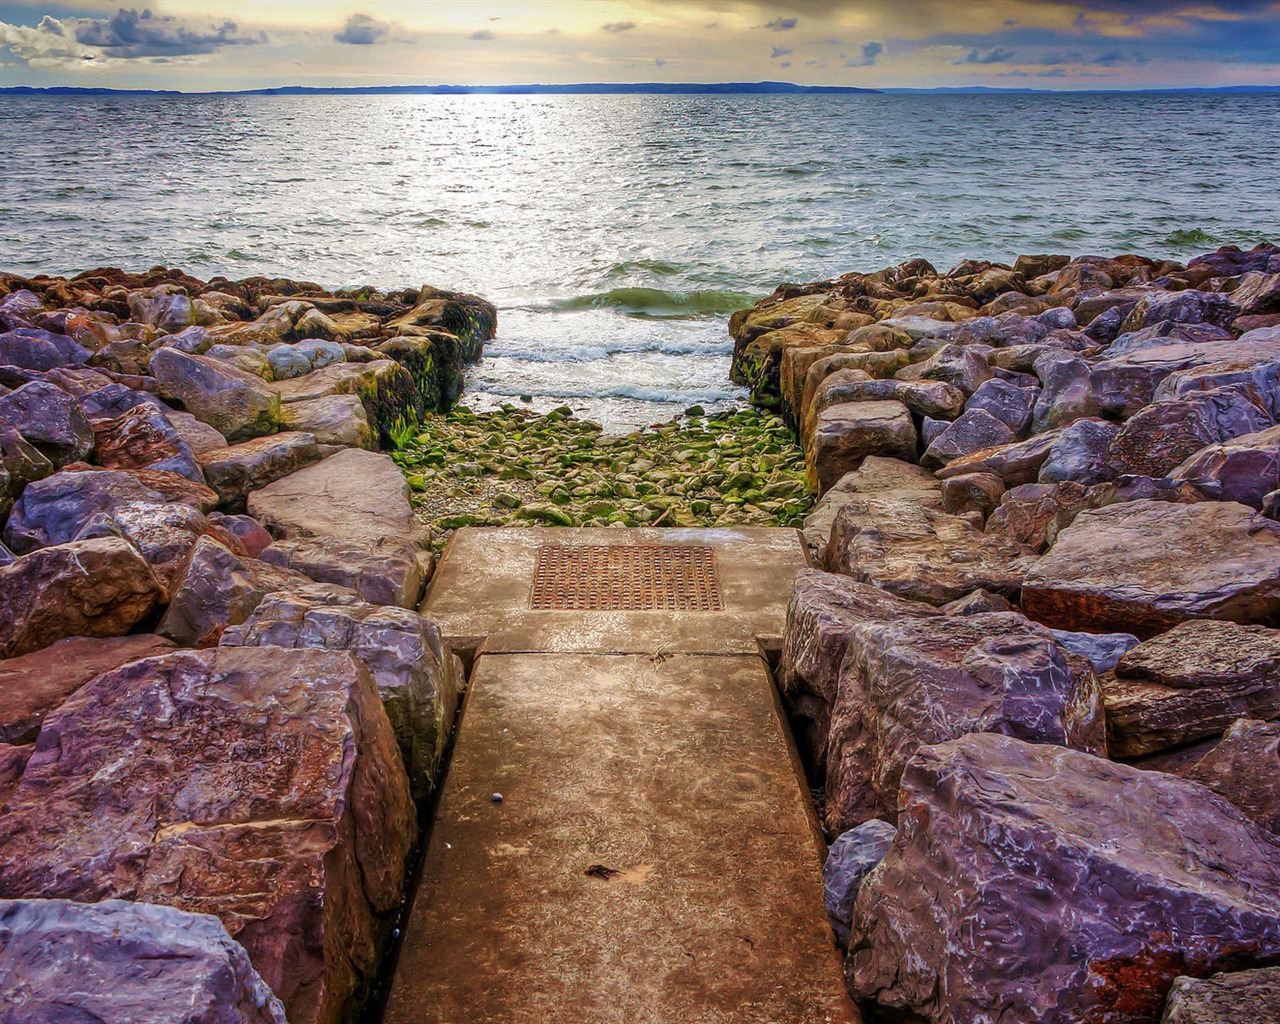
xmin=334 ymin=13 xmax=390 ymax=45
xmin=764 ymin=18 xmax=799 ymax=31
xmin=845 ymin=39 xmax=884 ymax=67
xmin=954 ymin=45 xmax=1016 ymax=65
xmin=74 ymin=7 xmax=262 ymax=57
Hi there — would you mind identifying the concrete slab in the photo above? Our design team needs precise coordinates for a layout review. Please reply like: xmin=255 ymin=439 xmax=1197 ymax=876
xmin=382 ymin=652 xmax=855 ymax=1024
xmin=420 ymin=527 xmax=810 ymax=657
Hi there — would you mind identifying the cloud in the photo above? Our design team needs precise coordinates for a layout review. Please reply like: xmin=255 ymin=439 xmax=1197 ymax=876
xmin=764 ymin=17 xmax=798 ymax=31
xmin=468 ymin=30 xmax=494 ymax=41
xmin=38 ymin=15 xmax=63 ymax=37
xmin=334 ymin=13 xmax=390 ymax=45
xmin=601 ymin=21 xmax=636 ymax=33
xmin=770 ymin=45 xmax=793 ymax=58
xmin=954 ymin=45 xmax=1016 ymax=64
xmin=654 ymin=57 xmax=665 ymax=66
xmin=74 ymin=7 xmax=263 ymax=57
xmin=845 ymin=39 xmax=883 ymax=67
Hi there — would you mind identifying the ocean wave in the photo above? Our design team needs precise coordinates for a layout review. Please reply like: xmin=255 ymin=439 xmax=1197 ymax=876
xmin=484 ymin=338 xmax=734 ymax=362
xmin=1161 ymin=227 xmax=1220 ymax=247
xmin=546 ymin=286 xmax=760 ymax=317
xmin=476 ymin=383 xmax=741 ymax=404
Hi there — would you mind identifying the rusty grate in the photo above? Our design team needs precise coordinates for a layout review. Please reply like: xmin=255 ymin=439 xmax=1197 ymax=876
xmin=530 ymin=544 xmax=724 ymax=611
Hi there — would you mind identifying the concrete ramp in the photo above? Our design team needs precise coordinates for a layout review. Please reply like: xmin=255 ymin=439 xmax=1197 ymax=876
xmin=382 ymin=528 xmax=856 ymax=1024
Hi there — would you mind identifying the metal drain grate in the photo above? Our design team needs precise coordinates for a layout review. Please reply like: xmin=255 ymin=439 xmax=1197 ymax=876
xmin=530 ymin=544 xmax=725 ymax=611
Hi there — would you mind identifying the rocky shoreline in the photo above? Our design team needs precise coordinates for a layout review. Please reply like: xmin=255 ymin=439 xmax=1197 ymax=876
xmin=0 ymin=266 xmax=496 ymax=1024
xmin=748 ymin=243 xmax=1280 ymax=1022
xmin=1 ymin=245 xmax=1280 ymax=1023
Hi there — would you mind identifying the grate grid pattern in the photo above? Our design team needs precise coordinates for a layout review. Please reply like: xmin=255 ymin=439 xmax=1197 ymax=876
xmin=530 ymin=544 xmax=724 ymax=611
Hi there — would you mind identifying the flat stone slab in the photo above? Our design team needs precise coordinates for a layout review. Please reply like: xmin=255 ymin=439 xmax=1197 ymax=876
xmin=421 ymin=527 xmax=809 ymax=657
xmin=382 ymin=652 xmax=854 ymax=1024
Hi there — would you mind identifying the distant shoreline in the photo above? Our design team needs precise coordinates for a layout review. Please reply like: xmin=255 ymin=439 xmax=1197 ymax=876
xmin=2 ymin=81 xmax=1279 ymax=98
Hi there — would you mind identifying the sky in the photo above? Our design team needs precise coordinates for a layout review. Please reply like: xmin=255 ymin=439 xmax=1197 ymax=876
xmin=0 ymin=0 xmax=1277 ymax=91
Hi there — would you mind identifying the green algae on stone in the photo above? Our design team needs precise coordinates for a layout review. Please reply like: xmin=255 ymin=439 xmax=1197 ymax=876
xmin=391 ymin=405 xmax=813 ymax=552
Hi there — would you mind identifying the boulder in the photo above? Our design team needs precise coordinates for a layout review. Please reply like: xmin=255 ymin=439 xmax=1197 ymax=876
xmin=1161 ymin=967 xmax=1280 ymax=1024
xmin=933 ymin=429 xmax=1062 ymax=486
xmin=0 ymin=647 xmax=415 ymax=1024
xmin=779 ymin=569 xmax=937 ymax=773
xmin=802 ymin=457 xmax=939 ymax=563
xmin=826 ymin=612 xmax=1105 ymax=833
xmin=921 ymin=408 xmax=1016 ymax=469
xmin=807 ymin=400 xmax=917 ymax=493
xmin=3 ymin=467 xmax=166 ymax=552
xmin=1105 ymin=620 xmax=1280 ymax=756
xmin=939 ymin=472 xmax=1005 ymax=520
xmin=823 ymin=820 xmax=896 ymax=949
xmin=1185 ymin=720 xmax=1280 ymax=835
xmin=0 ymin=426 xmax=54 ymax=520
xmin=198 ymin=432 xmax=323 ymax=512
xmin=0 ymin=633 xmax=174 ymax=744
xmin=149 ymin=347 xmax=281 ymax=443
xmin=1031 ymin=352 xmax=1099 ymax=430
xmin=1119 ymin=288 xmax=1240 ymax=334
xmin=222 ymin=589 xmax=464 ymax=797
xmin=1022 ymin=500 xmax=1280 ymax=636
xmin=0 ymin=898 xmax=288 ymax=1024
xmin=984 ymin=480 xmax=1089 ymax=554
xmin=1106 ymin=386 xmax=1273 ymax=478
xmin=169 ymin=410 xmax=228 ymax=455
xmin=1037 ymin=417 xmax=1121 ymax=485
xmin=0 ymin=381 xmax=93 ymax=469
xmin=895 ymin=343 xmax=992 ymax=396
xmin=0 ymin=537 xmax=164 ymax=658
xmin=964 ymin=377 xmax=1036 ymax=434
xmin=847 ymin=733 xmax=1280 ymax=1024
xmin=93 ymin=402 xmax=204 ymax=481
xmin=272 ymin=360 xmax=417 ymax=446
xmin=279 ymin=394 xmax=375 ymax=449
xmin=209 ymin=511 xmax=274 ymax=558
xmin=1231 ymin=271 xmax=1280 ymax=316
xmin=249 ymin=450 xmax=434 ymax=608
xmin=826 ymin=499 xmax=1032 ymax=605
xmin=1048 ymin=628 xmax=1139 ymax=674
xmin=0 ymin=327 xmax=91 ymax=369
xmin=158 ymin=535 xmax=320 ymax=647
xmin=1168 ymin=424 xmax=1280 ymax=508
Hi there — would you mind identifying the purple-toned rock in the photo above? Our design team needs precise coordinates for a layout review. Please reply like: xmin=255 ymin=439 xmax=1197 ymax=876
xmin=779 ymin=569 xmax=937 ymax=773
xmin=985 ymin=480 xmax=1089 ymax=554
xmin=149 ymin=347 xmax=281 ymax=443
xmin=939 ymin=589 xmax=1014 ymax=615
xmin=1161 ymin=967 xmax=1280 ymax=1024
xmin=1048 ymin=628 xmax=1139 ymax=673
xmin=823 ymin=819 xmax=896 ymax=949
xmin=210 ymin=511 xmax=273 ymax=557
xmin=1106 ymin=320 xmax=1233 ymax=358
xmin=0 ymin=537 xmax=164 ymax=658
xmin=1022 ymin=500 xmax=1280 ymax=636
xmin=1032 ymin=352 xmax=1099 ymax=429
xmin=0 ymin=327 xmax=91 ymax=369
xmin=1168 ymin=424 xmax=1280 ymax=508
xmin=933 ymin=429 xmax=1062 ymax=486
xmin=0 ymin=426 xmax=53 ymax=520
xmin=826 ymin=611 xmax=1105 ymax=834
xmin=922 ymin=408 xmax=1016 ymax=469
xmin=964 ymin=377 xmax=1036 ymax=434
xmin=1229 ymin=271 xmax=1280 ymax=316
xmin=0 ymin=898 xmax=288 ymax=1024
xmin=93 ymin=402 xmax=204 ymax=481
xmin=3 ymin=467 xmax=166 ymax=553
xmin=0 ymin=647 xmax=415 ymax=1024
xmin=895 ymin=343 xmax=992 ymax=396
xmin=0 ymin=381 xmax=93 ymax=469
xmin=1185 ymin=720 xmax=1280 ymax=835
xmin=1106 ymin=620 xmax=1280 ymax=756
xmin=847 ymin=733 xmax=1280 ymax=1024
xmin=1038 ymin=417 xmax=1121 ymax=485
xmin=222 ymin=589 xmax=464 ymax=797
xmin=1119 ymin=288 xmax=1240 ymax=334
xmin=1106 ymin=386 xmax=1273 ymax=478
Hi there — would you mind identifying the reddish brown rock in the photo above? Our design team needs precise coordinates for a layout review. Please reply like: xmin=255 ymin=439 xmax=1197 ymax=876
xmin=198 ymin=431 xmax=323 ymax=512
xmin=0 ymin=898 xmax=288 ymax=1024
xmin=158 ymin=535 xmax=322 ymax=647
xmin=803 ymin=456 xmax=939 ymax=563
xmin=933 ymin=428 xmax=1063 ymax=486
xmin=1023 ymin=500 xmax=1280 ymax=636
xmin=0 ymin=634 xmax=174 ymax=743
xmin=779 ymin=569 xmax=937 ymax=775
xmin=0 ymin=647 xmax=415 ymax=1024
xmin=0 ymin=538 xmax=164 ymax=658
xmin=1185 ymin=719 xmax=1280 ymax=835
xmin=826 ymin=612 xmax=1105 ymax=834
xmin=1169 ymin=424 xmax=1280 ymax=509
xmin=1104 ymin=620 xmax=1280 ymax=756
xmin=940 ymin=472 xmax=1005 ymax=520
xmin=826 ymin=498 xmax=1032 ymax=605
xmin=847 ymin=733 xmax=1280 ymax=1024
xmin=93 ymin=402 xmax=204 ymax=481
xmin=807 ymin=399 xmax=917 ymax=493
xmin=984 ymin=480 xmax=1089 ymax=554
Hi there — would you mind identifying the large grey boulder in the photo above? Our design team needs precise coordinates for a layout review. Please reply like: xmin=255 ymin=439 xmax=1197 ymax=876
xmin=848 ymin=733 xmax=1280 ymax=1024
xmin=0 ymin=898 xmax=288 ymax=1024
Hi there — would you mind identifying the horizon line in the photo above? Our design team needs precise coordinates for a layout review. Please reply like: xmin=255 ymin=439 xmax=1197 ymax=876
xmin=2 ymin=80 xmax=1278 ymax=98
